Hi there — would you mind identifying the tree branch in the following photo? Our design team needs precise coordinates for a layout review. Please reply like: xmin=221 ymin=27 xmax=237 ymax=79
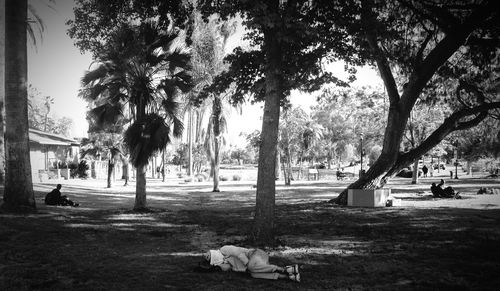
xmin=393 ymin=101 xmax=500 ymax=170
xmin=361 ymin=1 xmax=400 ymax=105
xmin=414 ymin=32 xmax=433 ymax=66
xmin=402 ymin=0 xmax=496 ymax=113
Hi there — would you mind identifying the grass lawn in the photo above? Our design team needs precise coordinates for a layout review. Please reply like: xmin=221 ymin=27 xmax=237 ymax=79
xmin=1 ymin=174 xmax=500 ymax=290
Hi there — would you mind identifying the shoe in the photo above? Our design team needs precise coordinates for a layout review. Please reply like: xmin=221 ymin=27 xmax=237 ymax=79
xmin=289 ymin=273 xmax=301 ymax=282
xmin=285 ymin=264 xmax=299 ymax=275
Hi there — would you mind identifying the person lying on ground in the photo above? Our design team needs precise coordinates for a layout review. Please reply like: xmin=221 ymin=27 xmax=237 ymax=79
xmin=200 ymin=245 xmax=301 ymax=282
xmin=430 ymin=179 xmax=461 ymax=199
xmin=45 ymin=184 xmax=79 ymax=207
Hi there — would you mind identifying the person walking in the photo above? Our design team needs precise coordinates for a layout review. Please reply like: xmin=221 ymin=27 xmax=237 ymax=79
xmin=422 ymin=165 xmax=428 ymax=177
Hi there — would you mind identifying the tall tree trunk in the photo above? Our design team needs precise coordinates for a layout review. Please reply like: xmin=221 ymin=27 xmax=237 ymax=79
xmin=212 ymin=136 xmax=220 ymax=192
xmin=2 ymin=0 xmax=36 ymax=211
xmin=187 ymin=108 xmax=193 ymax=177
xmin=212 ymin=96 xmax=222 ymax=192
xmin=275 ymin=146 xmax=280 ymax=180
xmin=122 ymin=161 xmax=129 ymax=186
xmin=162 ymin=149 xmax=166 ymax=182
xmin=0 ymin=0 xmax=6 ymax=184
xmin=253 ymin=19 xmax=282 ymax=246
xmin=107 ymin=159 xmax=114 ymax=188
xmin=134 ymin=166 xmax=147 ymax=210
xmin=411 ymin=159 xmax=419 ymax=184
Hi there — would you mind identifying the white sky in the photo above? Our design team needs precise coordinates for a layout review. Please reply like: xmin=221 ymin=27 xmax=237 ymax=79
xmin=28 ymin=1 xmax=383 ymax=144
xmin=29 ymin=0 xmax=92 ymax=138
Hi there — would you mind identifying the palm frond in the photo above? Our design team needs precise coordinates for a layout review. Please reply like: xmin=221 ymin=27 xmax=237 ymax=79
xmin=80 ymin=147 xmax=99 ymax=159
xmin=172 ymin=70 xmax=194 ymax=93
xmin=80 ymin=83 xmax=107 ymax=101
xmin=172 ymin=115 xmax=184 ymax=138
xmin=27 ymin=3 xmax=45 ymax=48
xmin=81 ymin=65 xmax=109 ymax=86
xmin=159 ymin=79 xmax=178 ymax=98
xmin=124 ymin=114 xmax=174 ymax=167
xmin=161 ymin=95 xmax=180 ymax=116
xmin=166 ymin=50 xmax=191 ymax=72
xmin=89 ymin=103 xmax=123 ymax=129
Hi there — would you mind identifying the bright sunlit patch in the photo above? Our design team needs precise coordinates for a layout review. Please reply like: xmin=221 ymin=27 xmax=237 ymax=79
xmin=127 ymin=251 xmax=203 ymax=258
xmin=107 ymin=214 xmax=156 ymax=221
xmin=65 ymin=223 xmax=107 ymax=229
xmin=273 ymin=247 xmax=355 ymax=256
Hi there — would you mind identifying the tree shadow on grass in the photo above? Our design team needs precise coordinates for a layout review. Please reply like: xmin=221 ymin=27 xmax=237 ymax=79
xmin=2 ymin=181 xmax=500 ymax=290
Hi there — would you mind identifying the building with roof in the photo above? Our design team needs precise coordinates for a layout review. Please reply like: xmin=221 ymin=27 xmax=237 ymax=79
xmin=29 ymin=128 xmax=80 ymax=181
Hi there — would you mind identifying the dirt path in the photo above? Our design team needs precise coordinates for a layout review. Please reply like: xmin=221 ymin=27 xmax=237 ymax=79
xmin=1 ymin=177 xmax=499 ymax=290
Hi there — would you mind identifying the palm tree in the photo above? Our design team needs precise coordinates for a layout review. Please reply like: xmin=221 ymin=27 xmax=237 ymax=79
xmin=81 ymin=20 xmax=192 ymax=210
xmin=204 ymin=95 xmax=232 ymax=191
xmin=190 ymin=13 xmax=238 ymax=191
xmin=80 ymin=132 xmax=124 ymax=188
xmin=2 ymin=0 xmax=36 ymax=211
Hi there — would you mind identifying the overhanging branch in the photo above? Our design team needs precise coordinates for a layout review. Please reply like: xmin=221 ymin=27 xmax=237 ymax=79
xmin=361 ymin=1 xmax=400 ymax=105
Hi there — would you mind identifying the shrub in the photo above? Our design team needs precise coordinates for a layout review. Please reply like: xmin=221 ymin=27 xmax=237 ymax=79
xmin=232 ymin=174 xmax=241 ymax=181
xmin=68 ymin=161 xmax=79 ymax=178
xmin=184 ymin=177 xmax=193 ymax=183
xmin=219 ymin=175 xmax=228 ymax=181
xmin=75 ymin=160 xmax=89 ymax=179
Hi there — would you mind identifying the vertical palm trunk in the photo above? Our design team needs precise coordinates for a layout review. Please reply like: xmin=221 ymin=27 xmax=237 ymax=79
xmin=133 ymin=99 xmax=147 ymax=210
xmin=212 ymin=136 xmax=220 ymax=192
xmin=162 ymin=150 xmax=166 ymax=182
xmin=211 ymin=96 xmax=222 ymax=192
xmin=107 ymin=159 xmax=114 ymax=188
xmin=187 ymin=109 xmax=193 ymax=177
xmin=253 ymin=20 xmax=282 ymax=246
xmin=134 ymin=166 xmax=147 ymax=210
xmin=2 ymin=0 xmax=36 ymax=211
xmin=0 ymin=0 xmax=6 ymax=184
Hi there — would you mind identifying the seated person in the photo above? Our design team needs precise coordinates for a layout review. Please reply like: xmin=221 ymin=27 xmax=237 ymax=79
xmin=201 ymin=245 xmax=300 ymax=282
xmin=45 ymin=184 xmax=79 ymax=207
xmin=430 ymin=179 xmax=461 ymax=199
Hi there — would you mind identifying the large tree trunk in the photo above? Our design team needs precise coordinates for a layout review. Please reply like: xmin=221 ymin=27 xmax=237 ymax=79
xmin=2 ymin=0 xmax=36 ymax=211
xmin=0 ymin=1 xmax=5 ymax=184
xmin=134 ymin=166 xmax=147 ymax=210
xmin=331 ymin=98 xmax=409 ymax=204
xmin=253 ymin=20 xmax=282 ymax=246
